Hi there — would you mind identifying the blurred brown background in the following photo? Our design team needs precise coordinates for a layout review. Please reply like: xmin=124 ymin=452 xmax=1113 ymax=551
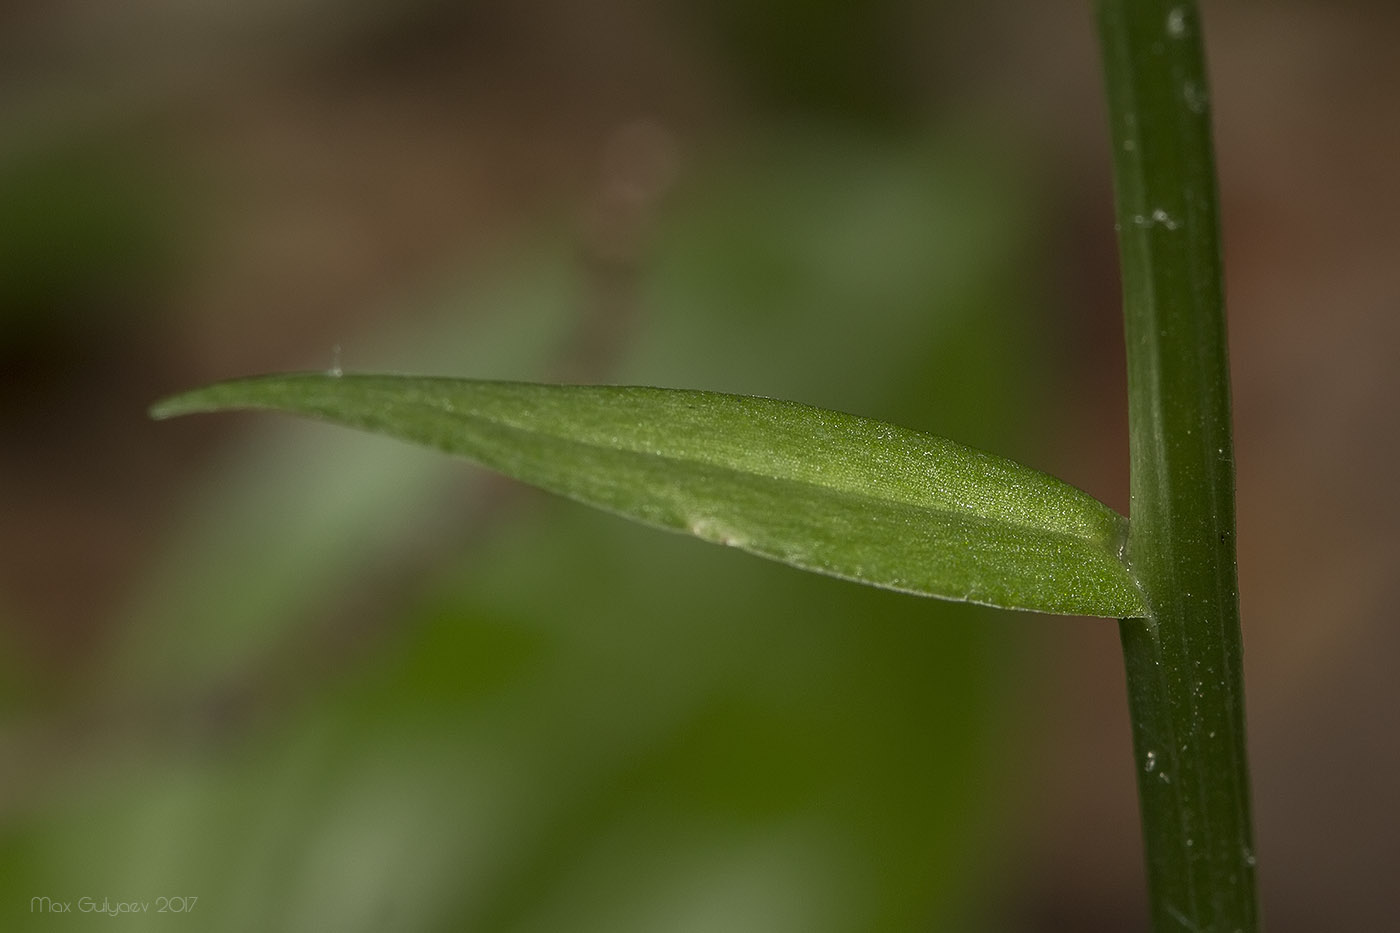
xmin=2 ymin=1 xmax=1397 ymax=930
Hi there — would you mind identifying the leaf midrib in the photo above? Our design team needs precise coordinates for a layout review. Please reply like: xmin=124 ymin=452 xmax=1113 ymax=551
xmin=433 ymin=401 xmax=1124 ymax=558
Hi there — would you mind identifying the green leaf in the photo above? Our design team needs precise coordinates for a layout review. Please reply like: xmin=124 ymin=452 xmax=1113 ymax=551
xmin=151 ymin=374 xmax=1145 ymax=618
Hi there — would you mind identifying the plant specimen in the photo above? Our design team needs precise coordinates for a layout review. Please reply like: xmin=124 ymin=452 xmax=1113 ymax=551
xmin=153 ymin=2 xmax=1258 ymax=928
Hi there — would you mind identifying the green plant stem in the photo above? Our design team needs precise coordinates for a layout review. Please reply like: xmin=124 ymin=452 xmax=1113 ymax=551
xmin=1096 ymin=2 xmax=1259 ymax=930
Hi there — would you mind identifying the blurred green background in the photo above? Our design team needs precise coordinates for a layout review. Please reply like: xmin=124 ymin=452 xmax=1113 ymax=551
xmin=3 ymin=2 xmax=1398 ymax=930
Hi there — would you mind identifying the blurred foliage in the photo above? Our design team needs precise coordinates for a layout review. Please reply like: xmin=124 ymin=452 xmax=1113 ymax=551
xmin=0 ymin=140 xmax=178 ymax=330
xmin=2 ymin=104 xmax=1049 ymax=930
xmin=703 ymin=0 xmax=912 ymax=128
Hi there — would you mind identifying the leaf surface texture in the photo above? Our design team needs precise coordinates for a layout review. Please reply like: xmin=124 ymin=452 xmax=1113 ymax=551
xmin=153 ymin=375 xmax=1145 ymax=618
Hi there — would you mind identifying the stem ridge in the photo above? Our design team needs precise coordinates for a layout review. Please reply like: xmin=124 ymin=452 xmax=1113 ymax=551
xmin=1096 ymin=1 xmax=1260 ymax=929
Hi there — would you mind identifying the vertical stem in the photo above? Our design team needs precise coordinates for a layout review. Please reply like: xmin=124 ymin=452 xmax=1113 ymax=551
xmin=1095 ymin=2 xmax=1259 ymax=931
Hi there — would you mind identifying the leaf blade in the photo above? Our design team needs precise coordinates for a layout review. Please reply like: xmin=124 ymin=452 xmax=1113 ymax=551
xmin=152 ymin=374 xmax=1146 ymax=618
